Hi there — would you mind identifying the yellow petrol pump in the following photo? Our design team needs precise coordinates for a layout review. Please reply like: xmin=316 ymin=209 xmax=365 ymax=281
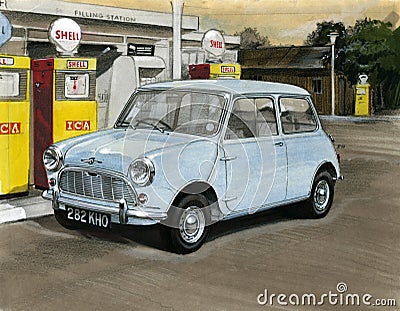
xmin=209 ymin=63 xmax=241 ymax=80
xmin=32 ymin=57 xmax=97 ymax=188
xmin=355 ymin=74 xmax=371 ymax=116
xmin=189 ymin=63 xmax=241 ymax=80
xmin=53 ymin=58 xmax=97 ymax=142
xmin=0 ymin=55 xmax=31 ymax=196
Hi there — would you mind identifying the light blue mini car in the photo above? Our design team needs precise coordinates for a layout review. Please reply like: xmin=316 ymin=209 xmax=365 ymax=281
xmin=42 ymin=80 xmax=342 ymax=253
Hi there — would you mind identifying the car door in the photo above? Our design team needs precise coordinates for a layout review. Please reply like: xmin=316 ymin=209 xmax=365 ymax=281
xmin=221 ymin=97 xmax=287 ymax=215
xmin=279 ymin=96 xmax=320 ymax=200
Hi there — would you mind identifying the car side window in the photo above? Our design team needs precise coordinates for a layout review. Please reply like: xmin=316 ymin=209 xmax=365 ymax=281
xmin=279 ymin=97 xmax=317 ymax=134
xmin=225 ymin=98 xmax=254 ymax=139
xmin=225 ymin=97 xmax=278 ymax=140
xmin=255 ymin=98 xmax=278 ymax=136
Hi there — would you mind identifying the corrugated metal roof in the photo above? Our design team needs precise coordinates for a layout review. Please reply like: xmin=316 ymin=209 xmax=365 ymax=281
xmin=239 ymin=46 xmax=330 ymax=69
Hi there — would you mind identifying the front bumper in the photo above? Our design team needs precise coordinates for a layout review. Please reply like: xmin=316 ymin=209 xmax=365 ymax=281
xmin=42 ymin=188 xmax=168 ymax=226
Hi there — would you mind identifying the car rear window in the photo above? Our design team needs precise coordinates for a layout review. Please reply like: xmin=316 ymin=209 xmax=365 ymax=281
xmin=279 ymin=97 xmax=317 ymax=134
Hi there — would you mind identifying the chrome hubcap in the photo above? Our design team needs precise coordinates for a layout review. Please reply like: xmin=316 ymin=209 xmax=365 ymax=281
xmin=314 ymin=180 xmax=330 ymax=212
xmin=179 ymin=206 xmax=205 ymax=244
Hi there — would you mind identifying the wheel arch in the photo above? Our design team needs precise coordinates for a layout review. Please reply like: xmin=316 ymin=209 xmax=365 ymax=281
xmin=307 ymin=162 xmax=338 ymax=197
xmin=169 ymin=181 xmax=221 ymax=223
xmin=312 ymin=162 xmax=337 ymax=191
xmin=316 ymin=161 xmax=337 ymax=177
xmin=304 ymin=162 xmax=336 ymax=218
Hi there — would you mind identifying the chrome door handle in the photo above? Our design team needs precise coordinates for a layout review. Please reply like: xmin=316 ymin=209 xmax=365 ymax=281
xmin=274 ymin=142 xmax=284 ymax=147
xmin=220 ymin=156 xmax=237 ymax=161
xmin=222 ymin=196 xmax=237 ymax=202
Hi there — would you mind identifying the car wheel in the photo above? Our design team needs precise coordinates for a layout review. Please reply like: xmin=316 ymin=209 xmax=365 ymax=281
xmin=168 ymin=194 xmax=210 ymax=254
xmin=305 ymin=171 xmax=334 ymax=218
xmin=54 ymin=209 xmax=78 ymax=230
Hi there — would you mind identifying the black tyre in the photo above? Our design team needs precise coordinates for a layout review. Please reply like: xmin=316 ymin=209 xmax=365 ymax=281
xmin=305 ymin=171 xmax=334 ymax=218
xmin=167 ymin=194 xmax=210 ymax=254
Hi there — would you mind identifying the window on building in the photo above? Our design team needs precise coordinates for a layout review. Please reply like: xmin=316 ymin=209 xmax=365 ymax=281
xmin=312 ymin=78 xmax=322 ymax=94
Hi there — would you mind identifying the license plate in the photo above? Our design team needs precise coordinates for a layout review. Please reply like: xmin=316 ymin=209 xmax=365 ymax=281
xmin=66 ymin=207 xmax=110 ymax=229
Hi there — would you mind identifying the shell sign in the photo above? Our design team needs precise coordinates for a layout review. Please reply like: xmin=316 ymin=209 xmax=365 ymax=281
xmin=202 ymin=29 xmax=226 ymax=57
xmin=48 ymin=18 xmax=81 ymax=54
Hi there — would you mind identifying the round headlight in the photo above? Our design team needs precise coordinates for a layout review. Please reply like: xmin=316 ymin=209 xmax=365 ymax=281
xmin=43 ymin=146 xmax=63 ymax=172
xmin=129 ymin=158 xmax=155 ymax=186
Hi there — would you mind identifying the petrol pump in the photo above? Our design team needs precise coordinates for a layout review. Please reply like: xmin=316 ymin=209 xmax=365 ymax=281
xmin=189 ymin=63 xmax=241 ymax=80
xmin=0 ymin=54 xmax=31 ymax=196
xmin=189 ymin=30 xmax=241 ymax=80
xmin=355 ymin=74 xmax=371 ymax=116
xmin=32 ymin=18 xmax=98 ymax=188
xmin=32 ymin=58 xmax=97 ymax=188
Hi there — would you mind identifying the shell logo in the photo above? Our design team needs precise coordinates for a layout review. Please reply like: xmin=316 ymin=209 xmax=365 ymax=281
xmin=202 ymin=29 xmax=226 ymax=57
xmin=49 ymin=18 xmax=81 ymax=54
xmin=0 ymin=57 xmax=14 ymax=66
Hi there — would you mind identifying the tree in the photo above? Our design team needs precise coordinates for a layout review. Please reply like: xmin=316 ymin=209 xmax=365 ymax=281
xmin=306 ymin=18 xmax=400 ymax=109
xmin=344 ymin=19 xmax=393 ymax=84
xmin=380 ymin=26 xmax=400 ymax=108
xmin=304 ymin=21 xmax=347 ymax=74
xmin=234 ymin=27 xmax=271 ymax=49
xmin=344 ymin=19 xmax=395 ymax=108
xmin=304 ymin=21 xmax=346 ymax=49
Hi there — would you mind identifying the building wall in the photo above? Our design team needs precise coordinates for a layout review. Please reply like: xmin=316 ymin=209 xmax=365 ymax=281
xmin=241 ymin=68 xmax=354 ymax=115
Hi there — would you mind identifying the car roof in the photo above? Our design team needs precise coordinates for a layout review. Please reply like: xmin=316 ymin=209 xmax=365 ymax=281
xmin=139 ymin=79 xmax=310 ymax=96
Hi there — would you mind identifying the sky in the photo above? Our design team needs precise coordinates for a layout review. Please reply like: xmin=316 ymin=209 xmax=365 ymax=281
xmin=68 ymin=0 xmax=400 ymax=45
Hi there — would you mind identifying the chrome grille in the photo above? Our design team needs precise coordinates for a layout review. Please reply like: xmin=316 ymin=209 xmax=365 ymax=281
xmin=59 ymin=169 xmax=136 ymax=205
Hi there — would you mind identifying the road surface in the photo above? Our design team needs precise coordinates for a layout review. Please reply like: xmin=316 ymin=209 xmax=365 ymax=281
xmin=0 ymin=118 xmax=399 ymax=310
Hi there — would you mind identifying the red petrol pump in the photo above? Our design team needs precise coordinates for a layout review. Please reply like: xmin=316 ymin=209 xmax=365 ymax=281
xmin=32 ymin=18 xmax=98 ymax=188
xmin=0 ymin=54 xmax=31 ymax=196
xmin=32 ymin=57 xmax=97 ymax=188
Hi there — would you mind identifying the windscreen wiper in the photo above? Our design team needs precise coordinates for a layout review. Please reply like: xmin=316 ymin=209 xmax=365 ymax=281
xmin=119 ymin=121 xmax=136 ymax=130
xmin=135 ymin=120 xmax=165 ymax=133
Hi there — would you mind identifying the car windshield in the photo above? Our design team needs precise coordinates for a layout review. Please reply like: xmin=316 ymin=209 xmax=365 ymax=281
xmin=116 ymin=90 xmax=226 ymax=137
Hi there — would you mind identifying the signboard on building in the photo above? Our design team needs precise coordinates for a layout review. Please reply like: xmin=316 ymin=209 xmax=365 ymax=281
xmin=127 ymin=44 xmax=155 ymax=56
xmin=48 ymin=18 xmax=81 ymax=54
xmin=0 ymin=0 xmax=198 ymax=30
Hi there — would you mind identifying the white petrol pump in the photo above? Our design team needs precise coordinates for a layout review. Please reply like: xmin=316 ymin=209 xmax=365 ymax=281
xmin=96 ymin=53 xmax=166 ymax=128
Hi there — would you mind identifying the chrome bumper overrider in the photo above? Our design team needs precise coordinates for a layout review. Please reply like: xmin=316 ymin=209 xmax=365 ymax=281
xmin=333 ymin=175 xmax=344 ymax=181
xmin=42 ymin=189 xmax=167 ymax=224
